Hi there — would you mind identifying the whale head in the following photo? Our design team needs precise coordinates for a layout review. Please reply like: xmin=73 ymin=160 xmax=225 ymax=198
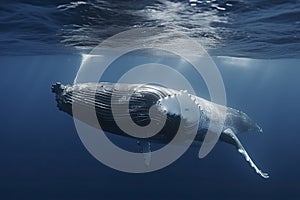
xmin=225 ymin=108 xmax=262 ymax=134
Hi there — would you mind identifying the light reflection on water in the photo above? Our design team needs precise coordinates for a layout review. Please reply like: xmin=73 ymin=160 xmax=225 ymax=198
xmin=1 ymin=0 xmax=299 ymax=58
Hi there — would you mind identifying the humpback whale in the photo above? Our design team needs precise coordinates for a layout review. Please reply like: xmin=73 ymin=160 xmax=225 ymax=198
xmin=51 ymin=82 xmax=269 ymax=179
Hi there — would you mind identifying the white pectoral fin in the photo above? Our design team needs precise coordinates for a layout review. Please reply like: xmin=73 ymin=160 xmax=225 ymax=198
xmin=137 ymin=140 xmax=151 ymax=166
xmin=223 ymin=128 xmax=269 ymax=179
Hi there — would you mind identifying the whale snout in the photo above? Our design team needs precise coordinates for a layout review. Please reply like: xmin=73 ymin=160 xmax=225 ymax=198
xmin=51 ymin=82 xmax=72 ymax=113
xmin=225 ymin=108 xmax=263 ymax=134
xmin=52 ymin=82 xmax=64 ymax=95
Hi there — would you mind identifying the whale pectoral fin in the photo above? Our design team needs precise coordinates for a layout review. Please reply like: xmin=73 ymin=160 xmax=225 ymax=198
xmin=223 ymin=128 xmax=269 ymax=179
xmin=137 ymin=140 xmax=151 ymax=166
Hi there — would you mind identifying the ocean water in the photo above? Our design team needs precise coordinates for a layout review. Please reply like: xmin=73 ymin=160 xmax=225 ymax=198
xmin=1 ymin=0 xmax=300 ymax=199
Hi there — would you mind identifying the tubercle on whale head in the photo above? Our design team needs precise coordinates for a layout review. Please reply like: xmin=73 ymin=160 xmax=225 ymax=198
xmin=51 ymin=82 xmax=65 ymax=95
xmin=51 ymin=82 xmax=72 ymax=112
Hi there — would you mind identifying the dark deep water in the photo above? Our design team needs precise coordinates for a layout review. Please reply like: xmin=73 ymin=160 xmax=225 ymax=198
xmin=1 ymin=0 xmax=300 ymax=199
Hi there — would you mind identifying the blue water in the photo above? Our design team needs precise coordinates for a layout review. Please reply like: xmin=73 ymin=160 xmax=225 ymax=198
xmin=1 ymin=0 xmax=300 ymax=199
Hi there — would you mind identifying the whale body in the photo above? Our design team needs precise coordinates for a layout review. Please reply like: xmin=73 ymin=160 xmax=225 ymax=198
xmin=52 ymin=82 xmax=268 ymax=178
